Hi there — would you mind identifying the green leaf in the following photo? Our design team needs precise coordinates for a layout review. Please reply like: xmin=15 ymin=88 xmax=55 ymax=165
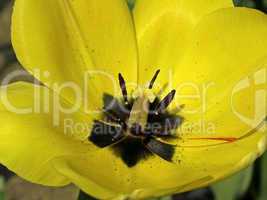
xmin=212 ymin=166 xmax=253 ymax=200
xmin=259 ymin=152 xmax=267 ymax=200
xmin=0 ymin=176 xmax=4 ymax=200
xmin=233 ymin=0 xmax=256 ymax=8
xmin=0 ymin=193 xmax=4 ymax=200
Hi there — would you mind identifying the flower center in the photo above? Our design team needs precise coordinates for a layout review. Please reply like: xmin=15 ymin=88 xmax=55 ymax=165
xmin=89 ymin=70 xmax=184 ymax=167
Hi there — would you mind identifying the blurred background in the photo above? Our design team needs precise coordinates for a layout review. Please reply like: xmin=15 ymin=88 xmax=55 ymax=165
xmin=0 ymin=0 xmax=267 ymax=200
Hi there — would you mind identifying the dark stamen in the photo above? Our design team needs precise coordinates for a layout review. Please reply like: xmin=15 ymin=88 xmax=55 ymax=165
xmin=103 ymin=94 xmax=130 ymax=122
xmin=118 ymin=73 xmax=128 ymax=104
xmin=149 ymin=69 xmax=160 ymax=89
xmin=89 ymin=70 xmax=184 ymax=167
xmin=113 ymin=138 xmax=151 ymax=167
xmin=155 ymin=90 xmax=176 ymax=114
xmin=144 ymin=137 xmax=175 ymax=162
xmin=103 ymin=109 xmax=121 ymax=123
xmin=89 ymin=120 xmax=124 ymax=148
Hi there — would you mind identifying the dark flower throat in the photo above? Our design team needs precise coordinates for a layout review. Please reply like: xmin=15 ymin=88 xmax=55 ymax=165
xmin=89 ymin=70 xmax=183 ymax=167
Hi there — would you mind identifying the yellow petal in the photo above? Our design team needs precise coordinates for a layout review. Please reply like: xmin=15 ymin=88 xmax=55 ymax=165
xmin=52 ymin=7 xmax=267 ymax=199
xmin=53 ymin=155 xmax=119 ymax=199
xmin=133 ymin=0 xmax=233 ymax=87
xmin=169 ymin=8 xmax=267 ymax=143
xmin=52 ymin=130 xmax=266 ymax=199
xmin=0 ymin=82 xmax=91 ymax=186
xmin=12 ymin=0 xmax=138 ymax=108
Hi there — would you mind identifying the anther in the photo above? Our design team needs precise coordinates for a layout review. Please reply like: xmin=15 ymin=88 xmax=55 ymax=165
xmin=149 ymin=69 xmax=160 ymax=89
xmin=155 ymin=90 xmax=176 ymax=114
xmin=118 ymin=73 xmax=128 ymax=104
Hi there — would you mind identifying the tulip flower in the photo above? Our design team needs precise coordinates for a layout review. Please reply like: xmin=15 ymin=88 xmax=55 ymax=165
xmin=0 ymin=0 xmax=266 ymax=199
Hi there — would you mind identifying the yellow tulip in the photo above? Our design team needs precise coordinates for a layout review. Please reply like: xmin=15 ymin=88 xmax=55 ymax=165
xmin=0 ymin=0 xmax=266 ymax=199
